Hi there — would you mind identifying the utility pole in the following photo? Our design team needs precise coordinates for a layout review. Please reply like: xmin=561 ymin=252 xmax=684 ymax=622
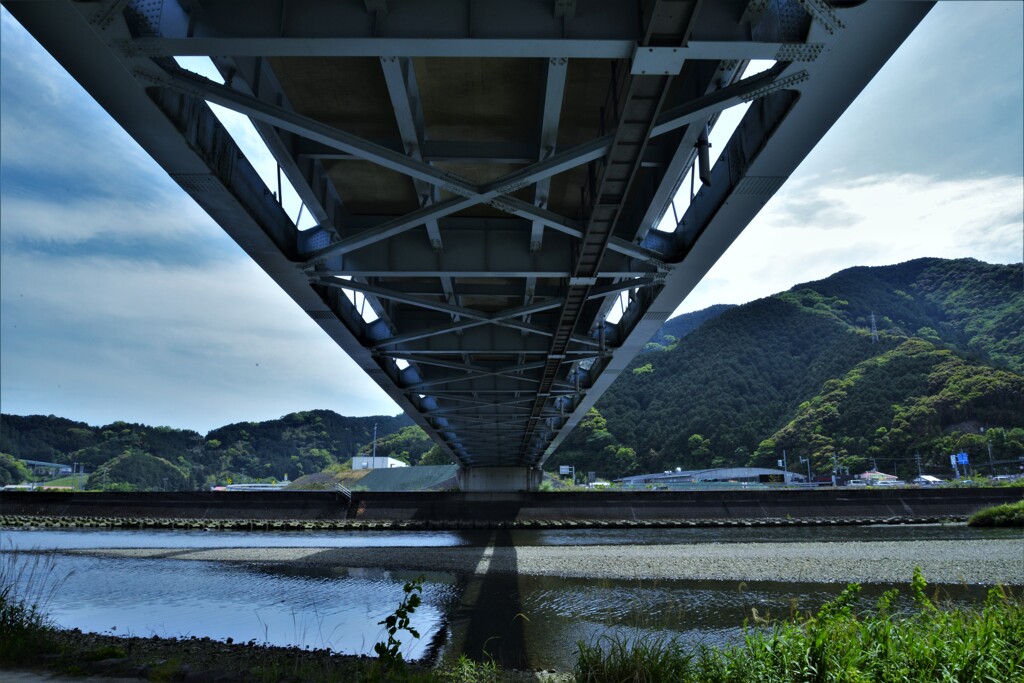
xmin=372 ymin=423 xmax=378 ymax=467
xmin=832 ymin=453 xmax=838 ymax=486
xmin=799 ymin=456 xmax=812 ymax=484
xmin=777 ymin=449 xmax=789 ymax=484
xmin=915 ymin=453 xmax=922 ymax=477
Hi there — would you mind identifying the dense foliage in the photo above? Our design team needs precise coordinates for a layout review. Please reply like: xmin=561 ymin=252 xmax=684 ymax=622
xmin=0 ymin=452 xmax=31 ymax=486
xmin=356 ymin=425 xmax=435 ymax=465
xmin=555 ymin=258 xmax=1023 ymax=479
xmin=642 ymin=304 xmax=734 ymax=351
xmin=576 ymin=570 xmax=1024 ymax=682
xmin=757 ymin=339 xmax=1024 ymax=476
xmin=0 ymin=410 xmax=413 ymax=490
xmin=85 ymin=449 xmax=189 ymax=492
xmin=968 ymin=499 xmax=1024 ymax=527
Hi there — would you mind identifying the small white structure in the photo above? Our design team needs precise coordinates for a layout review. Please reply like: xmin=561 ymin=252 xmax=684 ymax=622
xmin=352 ymin=456 xmax=408 ymax=470
xmin=912 ymin=475 xmax=943 ymax=486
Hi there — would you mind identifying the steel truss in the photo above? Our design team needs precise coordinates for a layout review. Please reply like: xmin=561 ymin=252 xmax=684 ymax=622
xmin=3 ymin=0 xmax=934 ymax=477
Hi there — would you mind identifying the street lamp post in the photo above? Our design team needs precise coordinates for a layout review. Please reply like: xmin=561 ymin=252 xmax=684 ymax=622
xmin=799 ymin=456 xmax=812 ymax=485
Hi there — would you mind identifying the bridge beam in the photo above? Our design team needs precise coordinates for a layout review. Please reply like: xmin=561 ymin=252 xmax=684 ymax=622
xmin=457 ymin=467 xmax=543 ymax=493
xmin=4 ymin=0 xmax=935 ymax=490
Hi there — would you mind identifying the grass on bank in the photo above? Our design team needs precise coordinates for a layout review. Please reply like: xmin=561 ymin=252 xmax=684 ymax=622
xmin=0 ymin=550 xmax=67 ymax=663
xmin=968 ymin=498 xmax=1024 ymax=527
xmin=576 ymin=568 xmax=1023 ymax=683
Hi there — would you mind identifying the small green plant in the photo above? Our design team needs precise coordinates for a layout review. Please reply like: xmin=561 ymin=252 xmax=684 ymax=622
xmin=374 ymin=576 xmax=424 ymax=674
xmin=435 ymin=655 xmax=501 ymax=683
xmin=577 ymin=633 xmax=693 ymax=682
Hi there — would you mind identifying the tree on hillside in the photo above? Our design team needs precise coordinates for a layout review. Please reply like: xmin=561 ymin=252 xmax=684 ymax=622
xmin=358 ymin=425 xmax=434 ymax=465
xmin=0 ymin=453 xmax=31 ymax=486
xmin=86 ymin=449 xmax=188 ymax=491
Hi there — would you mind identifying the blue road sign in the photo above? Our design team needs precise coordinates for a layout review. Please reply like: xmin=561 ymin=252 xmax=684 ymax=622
xmin=957 ymin=452 xmax=969 ymax=465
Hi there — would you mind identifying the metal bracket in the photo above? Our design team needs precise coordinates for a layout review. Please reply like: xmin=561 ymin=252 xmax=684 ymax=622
xmin=774 ymin=43 xmax=825 ymax=63
xmin=797 ymin=0 xmax=846 ymax=35
xmin=740 ymin=70 xmax=810 ymax=102
xmin=569 ymin=277 xmax=598 ymax=286
xmin=631 ymin=46 xmax=686 ymax=76
xmin=89 ymin=0 xmax=131 ymax=30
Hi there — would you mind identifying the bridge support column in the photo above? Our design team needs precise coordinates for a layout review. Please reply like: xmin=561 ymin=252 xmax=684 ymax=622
xmin=457 ymin=467 xmax=543 ymax=492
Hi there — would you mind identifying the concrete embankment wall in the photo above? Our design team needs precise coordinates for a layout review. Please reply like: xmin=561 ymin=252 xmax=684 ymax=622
xmin=0 ymin=491 xmax=349 ymax=520
xmin=4 ymin=488 xmax=1018 ymax=523
xmin=349 ymin=488 xmax=1023 ymax=521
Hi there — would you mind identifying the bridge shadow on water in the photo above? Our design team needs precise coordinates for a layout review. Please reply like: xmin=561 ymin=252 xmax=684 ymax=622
xmin=259 ymin=526 xmax=532 ymax=668
xmin=444 ymin=529 xmax=530 ymax=669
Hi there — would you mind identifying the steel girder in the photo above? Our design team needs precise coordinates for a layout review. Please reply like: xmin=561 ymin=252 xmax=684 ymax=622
xmin=4 ymin=0 xmax=934 ymax=474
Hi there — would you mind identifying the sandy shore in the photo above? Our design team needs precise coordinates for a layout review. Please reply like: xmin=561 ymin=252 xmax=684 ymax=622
xmin=70 ymin=538 xmax=1024 ymax=585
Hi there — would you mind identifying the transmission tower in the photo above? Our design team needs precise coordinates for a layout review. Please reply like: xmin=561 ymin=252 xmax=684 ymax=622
xmin=870 ymin=312 xmax=879 ymax=344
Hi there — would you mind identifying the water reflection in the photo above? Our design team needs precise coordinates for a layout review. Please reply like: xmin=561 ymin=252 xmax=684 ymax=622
xmin=4 ymin=522 xmax=1017 ymax=553
xmin=13 ymin=553 xmax=457 ymax=660
xmin=1 ymin=526 xmax=1011 ymax=670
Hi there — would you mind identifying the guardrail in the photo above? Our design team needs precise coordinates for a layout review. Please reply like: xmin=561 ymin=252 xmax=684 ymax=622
xmin=334 ymin=483 xmax=352 ymax=502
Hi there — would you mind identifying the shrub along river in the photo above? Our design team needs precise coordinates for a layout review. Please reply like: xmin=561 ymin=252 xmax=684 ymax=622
xmin=3 ymin=525 xmax=1020 ymax=670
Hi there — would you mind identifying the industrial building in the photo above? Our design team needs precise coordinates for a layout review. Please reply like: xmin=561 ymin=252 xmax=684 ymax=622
xmin=617 ymin=466 xmax=805 ymax=487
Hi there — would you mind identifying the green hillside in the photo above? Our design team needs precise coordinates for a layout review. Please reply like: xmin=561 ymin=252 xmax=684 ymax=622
xmin=2 ymin=258 xmax=1020 ymax=487
xmin=550 ymin=258 xmax=1023 ymax=479
xmin=0 ymin=410 xmax=413 ymax=489
xmin=755 ymin=339 xmax=1024 ymax=475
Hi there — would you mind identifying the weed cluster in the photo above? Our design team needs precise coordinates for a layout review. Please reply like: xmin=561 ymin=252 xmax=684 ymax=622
xmin=576 ymin=568 xmax=1024 ymax=682
xmin=0 ymin=549 xmax=69 ymax=663
xmin=968 ymin=499 xmax=1024 ymax=527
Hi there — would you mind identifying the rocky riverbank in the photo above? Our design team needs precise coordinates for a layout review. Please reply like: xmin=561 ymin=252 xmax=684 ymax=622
xmin=69 ymin=538 xmax=1024 ymax=585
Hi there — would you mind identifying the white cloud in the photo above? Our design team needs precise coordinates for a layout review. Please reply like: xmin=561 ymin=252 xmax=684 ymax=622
xmin=0 ymin=252 xmax=400 ymax=432
xmin=0 ymin=187 xmax=218 ymax=245
xmin=675 ymin=173 xmax=1024 ymax=314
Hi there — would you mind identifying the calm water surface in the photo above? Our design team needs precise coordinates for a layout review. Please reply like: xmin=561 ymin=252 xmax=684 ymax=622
xmin=1 ymin=525 xmax=1012 ymax=669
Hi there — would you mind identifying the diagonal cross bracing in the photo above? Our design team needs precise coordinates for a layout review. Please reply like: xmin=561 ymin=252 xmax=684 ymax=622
xmin=3 ymin=0 xmax=935 ymax=482
xmin=156 ymin=62 xmax=796 ymax=261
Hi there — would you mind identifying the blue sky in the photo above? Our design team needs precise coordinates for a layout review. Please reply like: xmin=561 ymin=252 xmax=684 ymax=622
xmin=1 ymin=2 xmax=1022 ymax=434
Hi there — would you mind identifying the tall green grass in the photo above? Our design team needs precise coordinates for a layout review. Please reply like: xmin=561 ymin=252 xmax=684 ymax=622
xmin=575 ymin=569 xmax=1024 ymax=683
xmin=0 ymin=549 xmax=71 ymax=663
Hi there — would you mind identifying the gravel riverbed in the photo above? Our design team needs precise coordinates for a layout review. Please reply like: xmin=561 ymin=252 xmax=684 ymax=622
xmin=71 ymin=538 xmax=1024 ymax=585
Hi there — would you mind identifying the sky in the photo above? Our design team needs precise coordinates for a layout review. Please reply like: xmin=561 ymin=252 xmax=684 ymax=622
xmin=1 ymin=2 xmax=1022 ymax=435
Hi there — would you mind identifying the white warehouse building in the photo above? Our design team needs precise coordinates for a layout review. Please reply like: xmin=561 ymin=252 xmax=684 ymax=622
xmin=352 ymin=456 xmax=408 ymax=470
xmin=616 ymin=466 xmax=805 ymax=486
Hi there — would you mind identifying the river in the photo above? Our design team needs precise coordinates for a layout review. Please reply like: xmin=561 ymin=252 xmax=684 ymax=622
xmin=2 ymin=524 xmax=1018 ymax=669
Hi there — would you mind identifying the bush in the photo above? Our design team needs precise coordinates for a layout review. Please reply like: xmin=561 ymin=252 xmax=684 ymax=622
xmin=968 ymin=499 xmax=1024 ymax=527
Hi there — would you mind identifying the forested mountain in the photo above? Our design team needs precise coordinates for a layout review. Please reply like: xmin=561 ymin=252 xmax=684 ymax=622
xmin=548 ymin=258 xmax=1024 ymax=479
xmin=0 ymin=410 xmax=412 ymax=489
xmin=643 ymin=304 xmax=734 ymax=350
xmin=3 ymin=258 xmax=1021 ymax=488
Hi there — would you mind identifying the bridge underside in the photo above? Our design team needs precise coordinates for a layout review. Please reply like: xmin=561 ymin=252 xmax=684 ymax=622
xmin=6 ymin=0 xmax=932 ymax=490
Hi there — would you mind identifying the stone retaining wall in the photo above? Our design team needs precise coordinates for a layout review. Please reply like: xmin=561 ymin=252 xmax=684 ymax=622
xmin=349 ymin=487 xmax=1022 ymax=521
xmin=2 ymin=487 xmax=1019 ymax=523
xmin=0 ymin=490 xmax=348 ymax=520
